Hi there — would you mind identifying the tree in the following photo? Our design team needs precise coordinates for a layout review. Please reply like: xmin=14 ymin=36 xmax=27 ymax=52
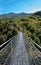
xmin=7 ymin=31 xmax=13 ymax=39
xmin=0 ymin=35 xmax=6 ymax=45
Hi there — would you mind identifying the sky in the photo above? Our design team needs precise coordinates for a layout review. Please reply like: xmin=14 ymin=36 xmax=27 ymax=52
xmin=0 ymin=0 xmax=41 ymax=14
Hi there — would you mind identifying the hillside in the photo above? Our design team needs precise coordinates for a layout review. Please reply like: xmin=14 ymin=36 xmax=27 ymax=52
xmin=0 ymin=11 xmax=41 ymax=46
xmin=33 ymin=11 xmax=41 ymax=16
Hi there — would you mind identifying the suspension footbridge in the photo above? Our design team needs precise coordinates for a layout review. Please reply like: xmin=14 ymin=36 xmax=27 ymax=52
xmin=0 ymin=32 xmax=41 ymax=65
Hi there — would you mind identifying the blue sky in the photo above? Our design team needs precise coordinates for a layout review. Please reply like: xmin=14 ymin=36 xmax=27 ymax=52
xmin=0 ymin=0 xmax=41 ymax=14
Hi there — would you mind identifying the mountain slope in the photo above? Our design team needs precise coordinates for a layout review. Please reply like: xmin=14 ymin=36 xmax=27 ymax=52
xmin=33 ymin=11 xmax=41 ymax=16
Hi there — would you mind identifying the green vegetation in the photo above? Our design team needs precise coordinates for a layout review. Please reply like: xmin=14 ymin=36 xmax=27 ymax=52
xmin=0 ymin=12 xmax=41 ymax=65
xmin=20 ymin=16 xmax=41 ymax=46
xmin=0 ymin=13 xmax=41 ymax=46
xmin=0 ymin=19 xmax=18 ymax=45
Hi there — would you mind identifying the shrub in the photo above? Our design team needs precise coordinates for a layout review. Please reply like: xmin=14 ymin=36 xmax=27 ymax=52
xmin=7 ymin=31 xmax=13 ymax=39
xmin=35 ymin=37 xmax=40 ymax=45
xmin=4 ymin=34 xmax=7 ymax=41
xmin=0 ymin=35 xmax=6 ymax=45
xmin=12 ymin=28 xmax=18 ymax=35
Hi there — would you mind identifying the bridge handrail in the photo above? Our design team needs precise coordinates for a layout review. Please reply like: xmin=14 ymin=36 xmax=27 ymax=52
xmin=0 ymin=35 xmax=16 ymax=50
xmin=28 ymin=37 xmax=41 ymax=51
xmin=23 ymin=33 xmax=41 ymax=51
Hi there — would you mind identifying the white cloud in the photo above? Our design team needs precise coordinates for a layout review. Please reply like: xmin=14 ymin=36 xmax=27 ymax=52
xmin=27 ymin=9 xmax=41 ymax=13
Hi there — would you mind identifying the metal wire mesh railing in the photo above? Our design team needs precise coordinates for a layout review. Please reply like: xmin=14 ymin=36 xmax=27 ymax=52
xmin=23 ymin=34 xmax=41 ymax=65
xmin=28 ymin=38 xmax=41 ymax=65
xmin=0 ymin=35 xmax=17 ymax=65
xmin=0 ymin=33 xmax=41 ymax=65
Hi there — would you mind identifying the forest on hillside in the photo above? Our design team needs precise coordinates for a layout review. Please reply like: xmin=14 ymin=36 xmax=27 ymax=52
xmin=0 ymin=14 xmax=41 ymax=46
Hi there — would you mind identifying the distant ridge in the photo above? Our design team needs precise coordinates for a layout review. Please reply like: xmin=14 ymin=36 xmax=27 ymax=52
xmin=0 ymin=12 xmax=29 ymax=20
xmin=0 ymin=11 xmax=41 ymax=19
